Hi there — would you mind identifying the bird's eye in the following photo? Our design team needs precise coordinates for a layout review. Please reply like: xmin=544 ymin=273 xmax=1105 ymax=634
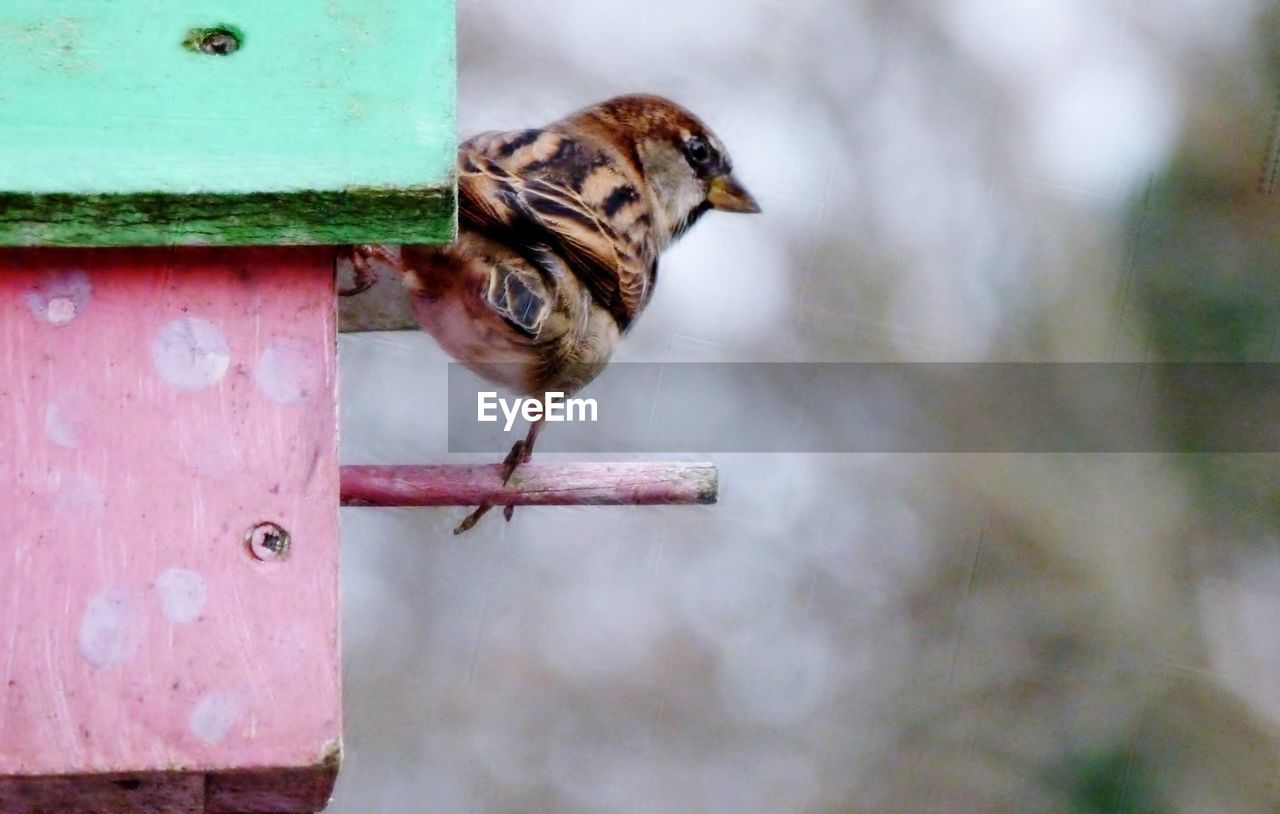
xmin=685 ymin=137 xmax=713 ymax=166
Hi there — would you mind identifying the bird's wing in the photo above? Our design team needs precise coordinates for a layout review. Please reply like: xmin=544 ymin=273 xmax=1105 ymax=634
xmin=458 ymin=129 xmax=654 ymax=331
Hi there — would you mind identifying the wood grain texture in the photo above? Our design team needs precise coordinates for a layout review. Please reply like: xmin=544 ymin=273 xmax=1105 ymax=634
xmin=0 ymin=1 xmax=456 ymax=246
xmin=340 ymin=463 xmax=719 ymax=507
xmin=0 ymin=248 xmax=340 ymax=812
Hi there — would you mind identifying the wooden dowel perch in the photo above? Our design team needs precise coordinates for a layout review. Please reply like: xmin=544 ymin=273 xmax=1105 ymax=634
xmin=340 ymin=462 xmax=718 ymax=507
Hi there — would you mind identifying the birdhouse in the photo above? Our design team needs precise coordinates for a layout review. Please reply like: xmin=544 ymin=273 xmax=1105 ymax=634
xmin=0 ymin=2 xmax=456 ymax=811
xmin=0 ymin=3 xmax=725 ymax=811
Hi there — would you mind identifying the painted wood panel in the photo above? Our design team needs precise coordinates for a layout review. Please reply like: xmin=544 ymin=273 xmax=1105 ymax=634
xmin=0 ymin=1 xmax=456 ymax=246
xmin=0 ymin=248 xmax=340 ymax=812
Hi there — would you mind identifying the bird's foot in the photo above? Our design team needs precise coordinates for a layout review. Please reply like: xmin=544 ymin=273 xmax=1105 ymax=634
xmin=454 ymin=504 xmax=493 ymax=535
xmin=453 ymin=436 xmax=535 ymax=534
xmin=338 ymin=244 xmax=404 ymax=297
xmin=500 ymin=435 xmax=536 ymax=521
xmin=501 ymin=438 xmax=533 ymax=484
xmin=337 ymin=245 xmax=377 ymax=297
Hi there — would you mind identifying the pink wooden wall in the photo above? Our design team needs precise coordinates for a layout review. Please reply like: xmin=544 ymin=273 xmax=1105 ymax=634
xmin=0 ymin=248 xmax=340 ymax=813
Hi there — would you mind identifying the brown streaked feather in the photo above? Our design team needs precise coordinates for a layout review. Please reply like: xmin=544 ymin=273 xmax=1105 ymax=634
xmin=457 ymin=129 xmax=658 ymax=331
xmin=397 ymin=234 xmax=617 ymax=396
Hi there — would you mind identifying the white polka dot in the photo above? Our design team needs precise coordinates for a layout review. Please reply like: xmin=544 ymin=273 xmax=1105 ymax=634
xmin=153 ymin=317 xmax=230 ymax=390
xmin=190 ymin=691 xmax=241 ymax=744
xmin=24 ymin=270 xmax=92 ymax=326
xmin=46 ymin=297 xmax=77 ymax=325
xmin=78 ymin=588 xmax=144 ymax=668
xmin=254 ymin=337 xmax=322 ymax=404
xmin=44 ymin=389 xmax=91 ymax=449
xmin=155 ymin=569 xmax=207 ymax=623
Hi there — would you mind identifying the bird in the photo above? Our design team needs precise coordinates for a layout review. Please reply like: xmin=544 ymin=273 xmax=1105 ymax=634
xmin=349 ymin=94 xmax=760 ymax=533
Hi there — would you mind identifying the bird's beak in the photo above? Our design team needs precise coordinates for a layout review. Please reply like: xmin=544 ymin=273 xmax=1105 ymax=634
xmin=707 ymin=175 xmax=761 ymax=214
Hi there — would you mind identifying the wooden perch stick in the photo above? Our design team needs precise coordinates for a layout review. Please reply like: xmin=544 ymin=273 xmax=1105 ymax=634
xmin=340 ymin=462 xmax=718 ymax=507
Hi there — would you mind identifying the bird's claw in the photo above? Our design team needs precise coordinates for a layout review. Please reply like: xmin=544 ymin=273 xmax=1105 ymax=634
xmin=338 ymin=246 xmax=379 ymax=297
xmin=455 ymin=436 xmax=532 ymax=533
xmin=454 ymin=504 xmax=493 ymax=535
xmin=500 ymin=436 xmax=535 ymax=519
xmin=501 ymin=439 xmax=530 ymax=484
xmin=339 ymin=244 xmax=403 ymax=297
xmin=337 ymin=268 xmax=376 ymax=297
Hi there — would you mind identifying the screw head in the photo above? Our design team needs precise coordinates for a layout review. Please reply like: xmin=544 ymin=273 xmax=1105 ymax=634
xmin=245 ymin=522 xmax=291 ymax=562
xmin=185 ymin=26 xmax=242 ymax=56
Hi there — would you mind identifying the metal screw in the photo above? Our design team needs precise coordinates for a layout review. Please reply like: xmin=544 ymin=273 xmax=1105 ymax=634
xmin=245 ymin=522 xmax=291 ymax=562
xmin=185 ymin=26 xmax=241 ymax=56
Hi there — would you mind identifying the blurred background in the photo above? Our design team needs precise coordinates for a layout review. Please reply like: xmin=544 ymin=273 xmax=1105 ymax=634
xmin=333 ymin=0 xmax=1280 ymax=811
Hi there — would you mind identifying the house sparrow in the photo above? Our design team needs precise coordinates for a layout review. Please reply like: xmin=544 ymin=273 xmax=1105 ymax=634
xmin=352 ymin=94 xmax=759 ymax=532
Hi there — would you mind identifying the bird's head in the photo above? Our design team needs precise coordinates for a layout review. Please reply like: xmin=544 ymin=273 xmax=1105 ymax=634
xmin=564 ymin=94 xmax=761 ymax=246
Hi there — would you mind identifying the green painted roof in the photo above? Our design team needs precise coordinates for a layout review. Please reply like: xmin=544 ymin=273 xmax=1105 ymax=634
xmin=0 ymin=1 xmax=456 ymax=245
